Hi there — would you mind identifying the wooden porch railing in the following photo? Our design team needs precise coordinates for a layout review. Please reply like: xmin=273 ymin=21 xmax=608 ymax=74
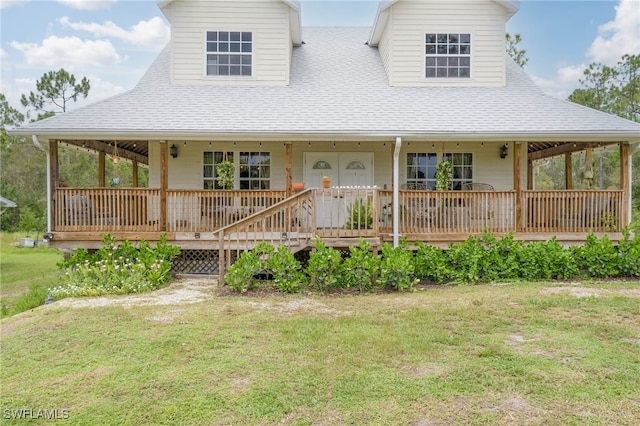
xmin=378 ymin=190 xmax=517 ymax=234
xmin=215 ymin=188 xmax=379 ymax=276
xmin=167 ymin=190 xmax=287 ymax=232
xmin=522 ymin=190 xmax=623 ymax=233
xmin=54 ymin=188 xmax=624 ymax=237
xmin=54 ymin=188 xmax=161 ymax=232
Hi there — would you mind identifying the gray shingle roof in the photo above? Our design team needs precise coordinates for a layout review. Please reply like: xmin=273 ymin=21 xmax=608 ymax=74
xmin=14 ymin=27 xmax=640 ymax=142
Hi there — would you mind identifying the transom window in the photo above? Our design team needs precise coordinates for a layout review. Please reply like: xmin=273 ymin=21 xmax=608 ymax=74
xmin=406 ymin=153 xmax=438 ymax=189
xmin=239 ymin=152 xmax=270 ymax=189
xmin=443 ymin=153 xmax=473 ymax=190
xmin=206 ymin=31 xmax=252 ymax=76
xmin=203 ymin=151 xmax=234 ymax=189
xmin=425 ymin=33 xmax=471 ymax=78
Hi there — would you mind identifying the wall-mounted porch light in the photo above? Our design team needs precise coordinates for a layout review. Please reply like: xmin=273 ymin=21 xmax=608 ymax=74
xmin=500 ymin=144 xmax=508 ymax=159
xmin=170 ymin=144 xmax=178 ymax=158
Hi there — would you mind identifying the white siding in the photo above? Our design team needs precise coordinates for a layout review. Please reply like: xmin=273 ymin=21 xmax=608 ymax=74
xmin=166 ymin=0 xmax=292 ymax=86
xmin=378 ymin=0 xmax=509 ymax=87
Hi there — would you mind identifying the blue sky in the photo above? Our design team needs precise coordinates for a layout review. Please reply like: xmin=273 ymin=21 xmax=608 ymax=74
xmin=1 ymin=0 xmax=639 ymax=114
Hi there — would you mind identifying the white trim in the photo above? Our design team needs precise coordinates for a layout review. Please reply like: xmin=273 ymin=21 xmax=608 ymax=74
xmin=393 ymin=137 xmax=401 ymax=247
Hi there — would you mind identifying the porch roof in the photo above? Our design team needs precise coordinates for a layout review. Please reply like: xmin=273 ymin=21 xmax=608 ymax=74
xmin=11 ymin=27 xmax=640 ymax=146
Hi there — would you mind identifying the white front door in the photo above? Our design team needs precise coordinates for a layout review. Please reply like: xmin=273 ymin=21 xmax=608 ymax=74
xmin=304 ymin=152 xmax=374 ymax=228
xmin=303 ymin=152 xmax=374 ymax=188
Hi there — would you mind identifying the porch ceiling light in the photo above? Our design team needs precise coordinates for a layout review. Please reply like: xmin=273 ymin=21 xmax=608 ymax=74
xmin=500 ymin=144 xmax=508 ymax=159
xmin=170 ymin=144 xmax=178 ymax=158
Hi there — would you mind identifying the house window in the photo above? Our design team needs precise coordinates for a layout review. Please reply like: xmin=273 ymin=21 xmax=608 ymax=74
xmin=406 ymin=153 xmax=438 ymax=189
xmin=425 ymin=33 xmax=471 ymax=78
xmin=203 ymin=151 xmax=234 ymax=189
xmin=443 ymin=153 xmax=473 ymax=190
xmin=239 ymin=152 xmax=270 ymax=189
xmin=206 ymin=31 xmax=252 ymax=76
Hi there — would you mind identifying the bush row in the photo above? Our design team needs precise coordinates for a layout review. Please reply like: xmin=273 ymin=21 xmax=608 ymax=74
xmin=225 ymin=229 xmax=640 ymax=293
xmin=51 ymin=233 xmax=180 ymax=299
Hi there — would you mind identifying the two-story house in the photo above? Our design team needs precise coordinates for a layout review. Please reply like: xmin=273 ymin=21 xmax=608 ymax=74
xmin=11 ymin=0 xmax=640 ymax=275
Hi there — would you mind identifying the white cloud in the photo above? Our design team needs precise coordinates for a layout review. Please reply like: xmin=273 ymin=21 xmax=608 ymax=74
xmin=587 ymin=0 xmax=640 ymax=65
xmin=56 ymin=0 xmax=116 ymax=11
xmin=72 ymin=75 xmax=127 ymax=109
xmin=0 ymin=48 xmax=7 ymax=59
xmin=0 ymin=0 xmax=28 ymax=9
xmin=59 ymin=16 xmax=170 ymax=49
xmin=10 ymin=36 xmax=121 ymax=68
xmin=531 ymin=64 xmax=586 ymax=100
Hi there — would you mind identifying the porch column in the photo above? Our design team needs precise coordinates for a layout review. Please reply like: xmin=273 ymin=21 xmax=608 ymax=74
xmin=49 ymin=140 xmax=59 ymax=229
xmin=513 ymin=141 xmax=522 ymax=232
xmin=565 ymin=152 xmax=572 ymax=189
xmin=285 ymin=142 xmax=292 ymax=196
xmin=98 ymin=152 xmax=106 ymax=187
xmin=527 ymin=159 xmax=533 ymax=190
xmin=392 ymin=136 xmax=402 ymax=247
xmin=160 ymin=141 xmax=168 ymax=231
xmin=132 ymin=159 xmax=139 ymax=188
xmin=620 ymin=142 xmax=630 ymax=226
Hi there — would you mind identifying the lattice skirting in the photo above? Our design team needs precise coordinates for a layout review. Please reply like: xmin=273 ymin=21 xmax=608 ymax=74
xmin=172 ymin=250 xmax=220 ymax=275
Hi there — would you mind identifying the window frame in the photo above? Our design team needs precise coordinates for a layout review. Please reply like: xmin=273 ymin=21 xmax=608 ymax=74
xmin=406 ymin=152 xmax=438 ymax=190
xmin=443 ymin=152 xmax=473 ymax=190
xmin=239 ymin=151 xmax=271 ymax=190
xmin=405 ymin=152 xmax=473 ymax=191
xmin=205 ymin=31 xmax=253 ymax=78
xmin=424 ymin=32 xmax=472 ymax=79
xmin=203 ymin=151 xmax=235 ymax=190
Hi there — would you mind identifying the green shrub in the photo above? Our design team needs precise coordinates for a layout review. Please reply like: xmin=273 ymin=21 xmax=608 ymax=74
xmin=225 ymin=249 xmax=263 ymax=293
xmin=341 ymin=238 xmax=380 ymax=292
xmin=378 ymin=242 xmax=416 ymax=291
xmin=267 ymin=245 xmax=305 ymax=293
xmin=479 ymin=232 xmax=523 ymax=282
xmin=52 ymin=233 xmax=180 ymax=299
xmin=447 ymin=236 xmax=484 ymax=284
xmin=517 ymin=239 xmax=577 ymax=281
xmin=306 ymin=238 xmax=343 ymax=291
xmin=618 ymin=228 xmax=640 ymax=277
xmin=413 ymin=242 xmax=450 ymax=284
xmin=573 ymin=232 xmax=621 ymax=278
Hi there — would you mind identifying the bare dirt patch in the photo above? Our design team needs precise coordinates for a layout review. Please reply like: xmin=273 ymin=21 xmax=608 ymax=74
xmin=540 ymin=286 xmax=640 ymax=298
xmin=50 ymin=277 xmax=218 ymax=309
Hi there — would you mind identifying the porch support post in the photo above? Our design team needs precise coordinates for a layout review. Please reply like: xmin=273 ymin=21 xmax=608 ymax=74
xmin=160 ymin=141 xmax=168 ymax=231
xmin=49 ymin=140 xmax=59 ymax=230
xmin=513 ymin=141 xmax=522 ymax=232
xmin=527 ymin=159 xmax=533 ymax=190
xmin=285 ymin=142 xmax=292 ymax=197
xmin=565 ymin=152 xmax=572 ymax=189
xmin=392 ymin=136 xmax=402 ymax=247
xmin=620 ymin=142 xmax=630 ymax=227
xmin=98 ymin=152 xmax=106 ymax=187
xmin=132 ymin=159 xmax=139 ymax=188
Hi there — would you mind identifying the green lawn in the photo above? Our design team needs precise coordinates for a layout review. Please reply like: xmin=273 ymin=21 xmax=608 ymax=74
xmin=0 ymin=233 xmax=61 ymax=315
xmin=1 ymin=280 xmax=639 ymax=425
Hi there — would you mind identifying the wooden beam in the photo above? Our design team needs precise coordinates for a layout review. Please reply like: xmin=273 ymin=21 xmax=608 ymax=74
xmin=514 ymin=142 xmax=522 ymax=231
xmin=529 ymin=142 xmax=616 ymax=162
xmin=132 ymin=159 xmax=139 ymax=188
xmin=63 ymin=139 xmax=147 ymax=164
xmin=527 ymin=160 xmax=533 ymax=190
xmin=620 ymin=143 xmax=630 ymax=226
xmin=98 ymin=152 xmax=106 ymax=187
xmin=565 ymin=152 xmax=572 ymax=189
xmin=160 ymin=142 xmax=168 ymax=231
xmin=285 ymin=143 xmax=292 ymax=196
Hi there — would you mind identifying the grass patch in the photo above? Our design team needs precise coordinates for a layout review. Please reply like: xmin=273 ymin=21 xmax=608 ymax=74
xmin=0 ymin=233 xmax=61 ymax=317
xmin=1 ymin=280 xmax=639 ymax=424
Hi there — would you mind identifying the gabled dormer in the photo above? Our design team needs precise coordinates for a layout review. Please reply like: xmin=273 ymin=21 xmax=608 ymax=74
xmin=158 ymin=0 xmax=301 ymax=86
xmin=368 ymin=0 xmax=519 ymax=87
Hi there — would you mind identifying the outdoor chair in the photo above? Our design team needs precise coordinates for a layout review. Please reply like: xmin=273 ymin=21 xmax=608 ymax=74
xmin=462 ymin=183 xmax=495 ymax=224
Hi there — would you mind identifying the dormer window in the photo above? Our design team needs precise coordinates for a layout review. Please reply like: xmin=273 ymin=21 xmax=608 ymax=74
xmin=206 ymin=31 xmax=252 ymax=76
xmin=425 ymin=33 xmax=471 ymax=78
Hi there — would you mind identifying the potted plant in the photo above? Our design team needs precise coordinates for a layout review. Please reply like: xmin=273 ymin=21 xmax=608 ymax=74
xmin=435 ymin=161 xmax=452 ymax=191
xmin=217 ymin=160 xmax=235 ymax=189
xmin=322 ymin=176 xmax=331 ymax=188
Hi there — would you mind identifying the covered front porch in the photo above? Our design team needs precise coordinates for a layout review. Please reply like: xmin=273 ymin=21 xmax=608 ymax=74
xmin=43 ymin=138 xmax=632 ymax=259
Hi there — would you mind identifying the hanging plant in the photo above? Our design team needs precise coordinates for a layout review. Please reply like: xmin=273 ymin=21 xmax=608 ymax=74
xmin=435 ymin=161 xmax=453 ymax=191
xmin=217 ymin=160 xmax=235 ymax=189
